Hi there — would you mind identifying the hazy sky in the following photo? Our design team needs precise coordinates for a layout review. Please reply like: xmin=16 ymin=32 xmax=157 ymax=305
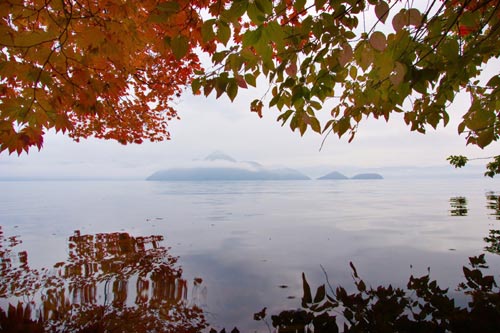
xmin=1 ymin=82 xmax=497 ymax=179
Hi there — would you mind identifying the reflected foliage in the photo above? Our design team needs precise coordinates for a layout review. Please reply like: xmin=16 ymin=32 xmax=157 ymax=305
xmin=0 ymin=227 xmax=207 ymax=332
xmin=253 ymin=255 xmax=500 ymax=333
xmin=449 ymin=196 xmax=468 ymax=217
xmin=485 ymin=230 xmax=500 ymax=255
xmin=250 ymin=201 xmax=500 ymax=333
xmin=484 ymin=191 xmax=500 ymax=255
xmin=486 ymin=192 xmax=500 ymax=220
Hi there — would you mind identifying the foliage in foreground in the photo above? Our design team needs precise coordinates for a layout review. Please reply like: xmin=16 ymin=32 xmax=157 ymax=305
xmin=448 ymin=155 xmax=500 ymax=177
xmin=0 ymin=0 xmax=222 ymax=154
xmin=248 ymin=254 xmax=500 ymax=333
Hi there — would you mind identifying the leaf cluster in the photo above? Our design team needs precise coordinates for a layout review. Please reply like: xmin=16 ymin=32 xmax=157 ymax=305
xmin=0 ymin=0 xmax=224 ymax=154
xmin=198 ymin=0 xmax=500 ymax=148
xmin=252 ymin=254 xmax=500 ymax=332
xmin=447 ymin=154 xmax=500 ymax=177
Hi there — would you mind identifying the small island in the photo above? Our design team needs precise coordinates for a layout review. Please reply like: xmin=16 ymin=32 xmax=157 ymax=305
xmin=317 ymin=171 xmax=349 ymax=180
xmin=317 ymin=171 xmax=384 ymax=180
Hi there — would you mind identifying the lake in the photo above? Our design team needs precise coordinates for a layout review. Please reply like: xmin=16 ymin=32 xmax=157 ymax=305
xmin=1 ymin=179 xmax=500 ymax=331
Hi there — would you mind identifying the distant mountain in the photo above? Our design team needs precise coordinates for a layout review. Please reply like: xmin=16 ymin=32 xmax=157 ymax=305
xmin=351 ymin=173 xmax=383 ymax=180
xmin=317 ymin=171 xmax=349 ymax=180
xmin=203 ymin=151 xmax=237 ymax=162
xmin=147 ymin=152 xmax=310 ymax=181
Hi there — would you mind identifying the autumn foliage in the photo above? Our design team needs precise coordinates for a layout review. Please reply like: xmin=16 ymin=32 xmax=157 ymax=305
xmin=1 ymin=0 xmax=500 ymax=155
xmin=196 ymin=0 xmax=500 ymax=151
xmin=0 ymin=0 xmax=225 ymax=154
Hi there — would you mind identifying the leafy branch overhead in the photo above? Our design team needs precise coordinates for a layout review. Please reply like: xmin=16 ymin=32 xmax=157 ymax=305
xmin=449 ymin=154 xmax=500 ymax=177
xmin=1 ymin=1 xmax=500 ymax=166
xmin=196 ymin=0 xmax=500 ymax=147
xmin=0 ymin=0 xmax=220 ymax=154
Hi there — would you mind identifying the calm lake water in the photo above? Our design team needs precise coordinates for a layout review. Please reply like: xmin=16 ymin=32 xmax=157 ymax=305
xmin=1 ymin=179 xmax=500 ymax=331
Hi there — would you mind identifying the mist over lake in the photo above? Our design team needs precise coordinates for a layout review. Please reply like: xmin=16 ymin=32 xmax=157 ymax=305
xmin=1 ymin=178 xmax=500 ymax=331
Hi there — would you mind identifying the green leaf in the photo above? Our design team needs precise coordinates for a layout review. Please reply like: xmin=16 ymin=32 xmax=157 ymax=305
xmin=247 ymin=3 xmax=266 ymax=24
xmin=245 ymin=73 xmax=257 ymax=87
xmin=212 ymin=51 xmax=228 ymax=64
xmin=447 ymin=155 xmax=468 ymax=168
xmin=201 ymin=20 xmax=216 ymax=43
xmin=335 ymin=118 xmax=351 ymax=137
xmin=310 ymin=101 xmax=322 ymax=110
xmin=265 ymin=21 xmax=286 ymax=49
xmin=171 ymin=35 xmax=189 ymax=60
xmin=277 ymin=109 xmax=294 ymax=125
xmin=223 ymin=0 xmax=248 ymax=22
xmin=227 ymin=80 xmax=238 ymax=101
xmin=243 ymin=28 xmax=262 ymax=47
xmin=310 ymin=116 xmax=321 ymax=133
xmin=294 ymin=0 xmax=307 ymax=11
xmin=215 ymin=77 xmax=228 ymax=99
xmin=440 ymin=39 xmax=459 ymax=61
xmin=486 ymin=75 xmax=500 ymax=88
xmin=299 ymin=116 xmax=308 ymax=136
xmin=191 ymin=78 xmax=201 ymax=95
xmin=217 ymin=21 xmax=231 ymax=45
xmin=255 ymin=0 xmax=272 ymax=15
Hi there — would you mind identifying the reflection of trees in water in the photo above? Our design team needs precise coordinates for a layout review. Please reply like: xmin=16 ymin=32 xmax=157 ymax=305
xmin=484 ymin=192 xmax=500 ymax=255
xmin=484 ymin=230 xmax=500 ymax=255
xmin=448 ymin=192 xmax=500 ymax=219
xmin=247 ymin=255 xmax=500 ymax=333
xmin=0 ymin=227 xmax=207 ymax=332
xmin=449 ymin=196 xmax=468 ymax=216
xmin=486 ymin=192 xmax=500 ymax=220
xmin=249 ymin=192 xmax=500 ymax=333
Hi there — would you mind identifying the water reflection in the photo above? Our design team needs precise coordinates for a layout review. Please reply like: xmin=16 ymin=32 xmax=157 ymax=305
xmin=486 ymin=192 xmax=500 ymax=220
xmin=449 ymin=196 xmax=468 ymax=216
xmin=245 ymin=223 xmax=500 ymax=333
xmin=0 ymin=227 xmax=207 ymax=332
xmin=248 ymin=254 xmax=500 ymax=333
xmin=485 ymin=229 xmax=500 ymax=255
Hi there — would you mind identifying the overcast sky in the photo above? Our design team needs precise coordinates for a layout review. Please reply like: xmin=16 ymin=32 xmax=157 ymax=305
xmin=0 ymin=82 xmax=497 ymax=180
